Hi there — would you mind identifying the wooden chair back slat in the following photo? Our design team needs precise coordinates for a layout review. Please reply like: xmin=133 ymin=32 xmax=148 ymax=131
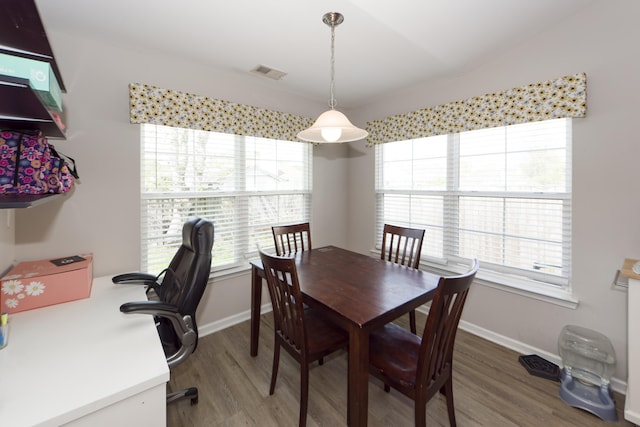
xmin=272 ymin=222 xmax=312 ymax=256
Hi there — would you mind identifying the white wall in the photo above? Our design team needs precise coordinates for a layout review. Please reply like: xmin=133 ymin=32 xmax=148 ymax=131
xmin=347 ymin=0 xmax=640 ymax=381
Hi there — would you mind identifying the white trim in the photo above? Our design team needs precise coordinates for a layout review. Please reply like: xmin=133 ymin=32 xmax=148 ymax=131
xmin=473 ymin=274 xmax=578 ymax=309
xmin=198 ymin=303 xmax=272 ymax=337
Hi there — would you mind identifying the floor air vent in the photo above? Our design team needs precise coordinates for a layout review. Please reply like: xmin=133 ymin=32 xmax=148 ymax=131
xmin=519 ymin=354 xmax=560 ymax=381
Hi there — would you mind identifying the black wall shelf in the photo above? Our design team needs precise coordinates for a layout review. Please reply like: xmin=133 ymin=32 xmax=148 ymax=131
xmin=0 ymin=75 xmax=65 ymax=139
xmin=0 ymin=0 xmax=66 ymax=92
xmin=0 ymin=0 xmax=68 ymax=209
xmin=0 ymin=193 xmax=60 ymax=209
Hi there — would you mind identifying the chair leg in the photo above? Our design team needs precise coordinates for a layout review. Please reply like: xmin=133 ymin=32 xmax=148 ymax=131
xmin=442 ymin=377 xmax=457 ymax=427
xmin=415 ymin=397 xmax=427 ymax=427
xmin=299 ymin=364 xmax=309 ymax=427
xmin=409 ymin=309 xmax=417 ymax=334
xmin=270 ymin=342 xmax=281 ymax=395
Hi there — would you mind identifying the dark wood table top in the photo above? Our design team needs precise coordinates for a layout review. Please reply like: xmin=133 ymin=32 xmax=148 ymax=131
xmin=250 ymin=245 xmax=439 ymax=330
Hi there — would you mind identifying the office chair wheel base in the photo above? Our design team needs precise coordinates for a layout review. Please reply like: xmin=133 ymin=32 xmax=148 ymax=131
xmin=186 ymin=387 xmax=198 ymax=405
xmin=167 ymin=386 xmax=199 ymax=406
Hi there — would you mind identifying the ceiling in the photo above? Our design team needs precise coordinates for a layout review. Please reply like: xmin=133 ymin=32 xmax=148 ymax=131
xmin=36 ymin=0 xmax=595 ymax=109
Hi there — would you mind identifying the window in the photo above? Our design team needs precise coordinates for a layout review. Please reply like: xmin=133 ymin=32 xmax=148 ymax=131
xmin=375 ymin=118 xmax=571 ymax=290
xmin=141 ymin=124 xmax=312 ymax=273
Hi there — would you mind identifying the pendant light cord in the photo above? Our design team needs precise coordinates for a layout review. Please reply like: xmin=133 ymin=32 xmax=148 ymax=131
xmin=329 ymin=23 xmax=337 ymax=110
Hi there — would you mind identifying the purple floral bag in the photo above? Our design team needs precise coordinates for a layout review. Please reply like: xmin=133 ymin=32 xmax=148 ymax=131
xmin=0 ymin=131 xmax=76 ymax=194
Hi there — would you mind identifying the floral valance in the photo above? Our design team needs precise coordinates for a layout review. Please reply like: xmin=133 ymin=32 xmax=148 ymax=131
xmin=366 ymin=72 xmax=586 ymax=145
xmin=129 ymin=83 xmax=314 ymax=143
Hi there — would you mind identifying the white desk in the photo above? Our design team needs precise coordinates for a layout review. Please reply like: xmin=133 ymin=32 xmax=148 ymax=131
xmin=0 ymin=275 xmax=169 ymax=426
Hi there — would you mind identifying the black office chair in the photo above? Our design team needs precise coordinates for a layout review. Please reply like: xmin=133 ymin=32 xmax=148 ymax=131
xmin=113 ymin=217 xmax=214 ymax=405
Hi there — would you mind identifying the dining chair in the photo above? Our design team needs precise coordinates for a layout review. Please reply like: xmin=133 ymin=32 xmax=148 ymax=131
xmin=272 ymin=222 xmax=312 ymax=255
xmin=272 ymin=222 xmax=327 ymax=363
xmin=259 ymin=250 xmax=348 ymax=427
xmin=368 ymin=259 xmax=479 ymax=427
xmin=381 ymin=223 xmax=426 ymax=334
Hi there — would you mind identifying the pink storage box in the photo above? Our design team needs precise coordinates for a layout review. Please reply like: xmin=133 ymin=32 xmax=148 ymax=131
xmin=1 ymin=254 xmax=93 ymax=314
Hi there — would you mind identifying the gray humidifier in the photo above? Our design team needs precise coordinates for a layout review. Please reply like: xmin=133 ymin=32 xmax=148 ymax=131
xmin=557 ymin=324 xmax=617 ymax=422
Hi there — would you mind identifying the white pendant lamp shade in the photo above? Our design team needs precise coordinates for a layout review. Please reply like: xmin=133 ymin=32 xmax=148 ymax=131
xmin=297 ymin=109 xmax=368 ymax=143
xmin=297 ymin=12 xmax=368 ymax=144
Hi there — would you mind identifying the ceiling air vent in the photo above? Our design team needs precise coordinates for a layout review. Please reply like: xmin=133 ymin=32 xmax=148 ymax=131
xmin=250 ymin=64 xmax=287 ymax=81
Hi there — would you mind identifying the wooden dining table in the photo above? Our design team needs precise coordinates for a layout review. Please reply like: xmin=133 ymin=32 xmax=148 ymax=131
xmin=249 ymin=245 xmax=440 ymax=427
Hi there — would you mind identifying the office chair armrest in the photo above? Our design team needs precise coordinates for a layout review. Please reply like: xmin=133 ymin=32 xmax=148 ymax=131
xmin=112 ymin=272 xmax=158 ymax=285
xmin=120 ymin=300 xmax=179 ymax=314
xmin=120 ymin=301 xmax=197 ymax=368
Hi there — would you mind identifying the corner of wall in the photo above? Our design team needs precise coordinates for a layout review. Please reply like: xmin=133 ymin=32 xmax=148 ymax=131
xmin=0 ymin=209 xmax=16 ymax=275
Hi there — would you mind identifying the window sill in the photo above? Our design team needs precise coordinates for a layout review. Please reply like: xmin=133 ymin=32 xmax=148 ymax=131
xmin=370 ymin=249 xmax=579 ymax=309
xmin=429 ymin=261 xmax=578 ymax=309
xmin=210 ymin=263 xmax=253 ymax=282
xmin=474 ymin=270 xmax=578 ymax=309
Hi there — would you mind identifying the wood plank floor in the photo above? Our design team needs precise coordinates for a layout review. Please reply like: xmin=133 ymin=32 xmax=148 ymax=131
xmin=167 ymin=312 xmax=632 ymax=426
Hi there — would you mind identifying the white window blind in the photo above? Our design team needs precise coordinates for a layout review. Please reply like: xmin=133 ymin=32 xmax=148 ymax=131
xmin=141 ymin=124 xmax=312 ymax=273
xmin=375 ymin=118 xmax=572 ymax=288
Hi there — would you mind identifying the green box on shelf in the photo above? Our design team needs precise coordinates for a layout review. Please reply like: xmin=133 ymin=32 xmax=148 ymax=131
xmin=0 ymin=52 xmax=62 ymax=111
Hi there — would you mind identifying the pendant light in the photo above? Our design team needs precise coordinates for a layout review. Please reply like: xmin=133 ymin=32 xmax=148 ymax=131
xmin=297 ymin=12 xmax=368 ymax=143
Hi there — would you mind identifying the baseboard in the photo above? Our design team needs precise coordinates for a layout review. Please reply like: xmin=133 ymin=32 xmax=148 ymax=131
xmin=197 ymin=305 xmax=627 ymax=396
xmin=198 ymin=303 xmax=272 ymax=337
